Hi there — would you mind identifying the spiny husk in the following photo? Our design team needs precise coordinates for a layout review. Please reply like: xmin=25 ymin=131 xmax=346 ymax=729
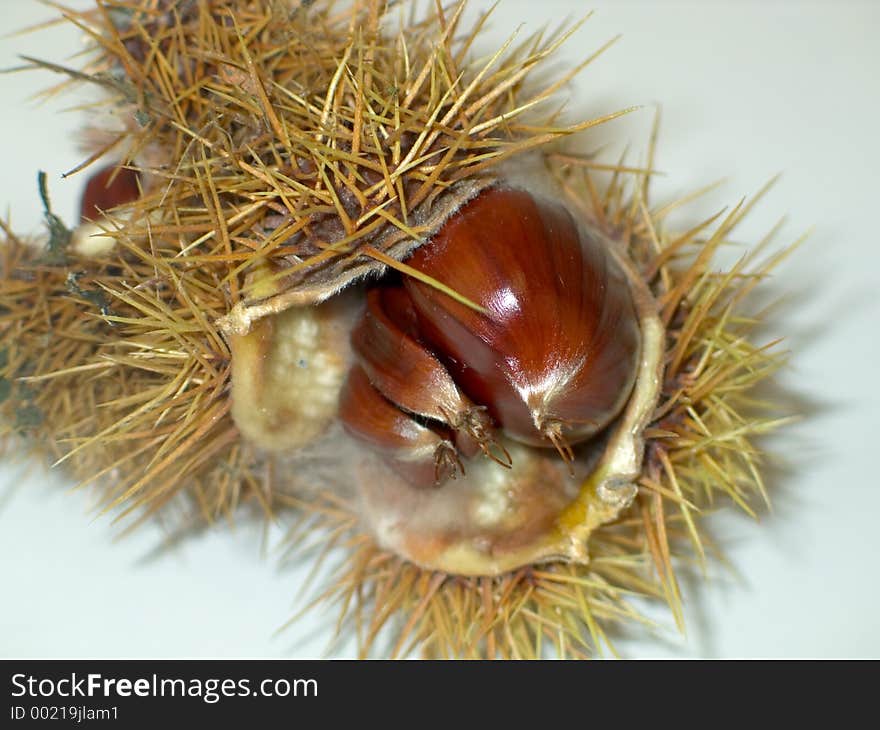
xmin=25 ymin=0 xmax=626 ymax=329
xmin=0 ymin=0 xmax=798 ymax=657
xmin=3 ymin=0 xmax=620 ymax=521
xmin=0 ymin=214 xmax=261 ymax=525
xmin=278 ymin=146 xmax=798 ymax=658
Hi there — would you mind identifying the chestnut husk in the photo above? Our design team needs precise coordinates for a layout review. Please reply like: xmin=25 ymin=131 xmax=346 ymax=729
xmin=227 ymin=172 xmax=664 ymax=577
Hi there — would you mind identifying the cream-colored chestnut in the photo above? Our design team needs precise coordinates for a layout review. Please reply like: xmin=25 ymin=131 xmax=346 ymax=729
xmin=230 ymin=292 xmax=357 ymax=452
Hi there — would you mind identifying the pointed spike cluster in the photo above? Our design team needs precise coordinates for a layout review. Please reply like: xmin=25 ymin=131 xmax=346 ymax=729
xmin=25 ymin=0 xmax=625 ymax=313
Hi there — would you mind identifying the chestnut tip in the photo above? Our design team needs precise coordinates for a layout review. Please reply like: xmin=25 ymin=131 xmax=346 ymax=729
xmin=445 ymin=404 xmax=512 ymax=469
xmin=433 ymin=440 xmax=465 ymax=487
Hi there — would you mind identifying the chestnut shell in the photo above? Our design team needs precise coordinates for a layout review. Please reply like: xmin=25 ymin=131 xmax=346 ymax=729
xmin=403 ymin=187 xmax=641 ymax=450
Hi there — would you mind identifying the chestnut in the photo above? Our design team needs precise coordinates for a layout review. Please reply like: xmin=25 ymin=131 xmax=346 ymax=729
xmin=71 ymin=164 xmax=142 ymax=259
xmin=79 ymin=164 xmax=141 ymax=222
xmin=338 ymin=364 xmax=462 ymax=488
xmin=402 ymin=187 xmax=641 ymax=460
xmin=351 ymin=285 xmax=505 ymax=465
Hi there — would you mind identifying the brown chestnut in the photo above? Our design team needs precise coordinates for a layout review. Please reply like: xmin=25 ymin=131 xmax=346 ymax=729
xmin=402 ymin=187 xmax=640 ymax=460
xmin=79 ymin=164 xmax=141 ymax=223
xmin=351 ymin=285 xmax=505 ymax=464
xmin=338 ymin=364 xmax=461 ymax=488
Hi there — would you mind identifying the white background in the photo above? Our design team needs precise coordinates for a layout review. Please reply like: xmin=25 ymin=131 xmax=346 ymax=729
xmin=1 ymin=0 xmax=878 ymax=658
